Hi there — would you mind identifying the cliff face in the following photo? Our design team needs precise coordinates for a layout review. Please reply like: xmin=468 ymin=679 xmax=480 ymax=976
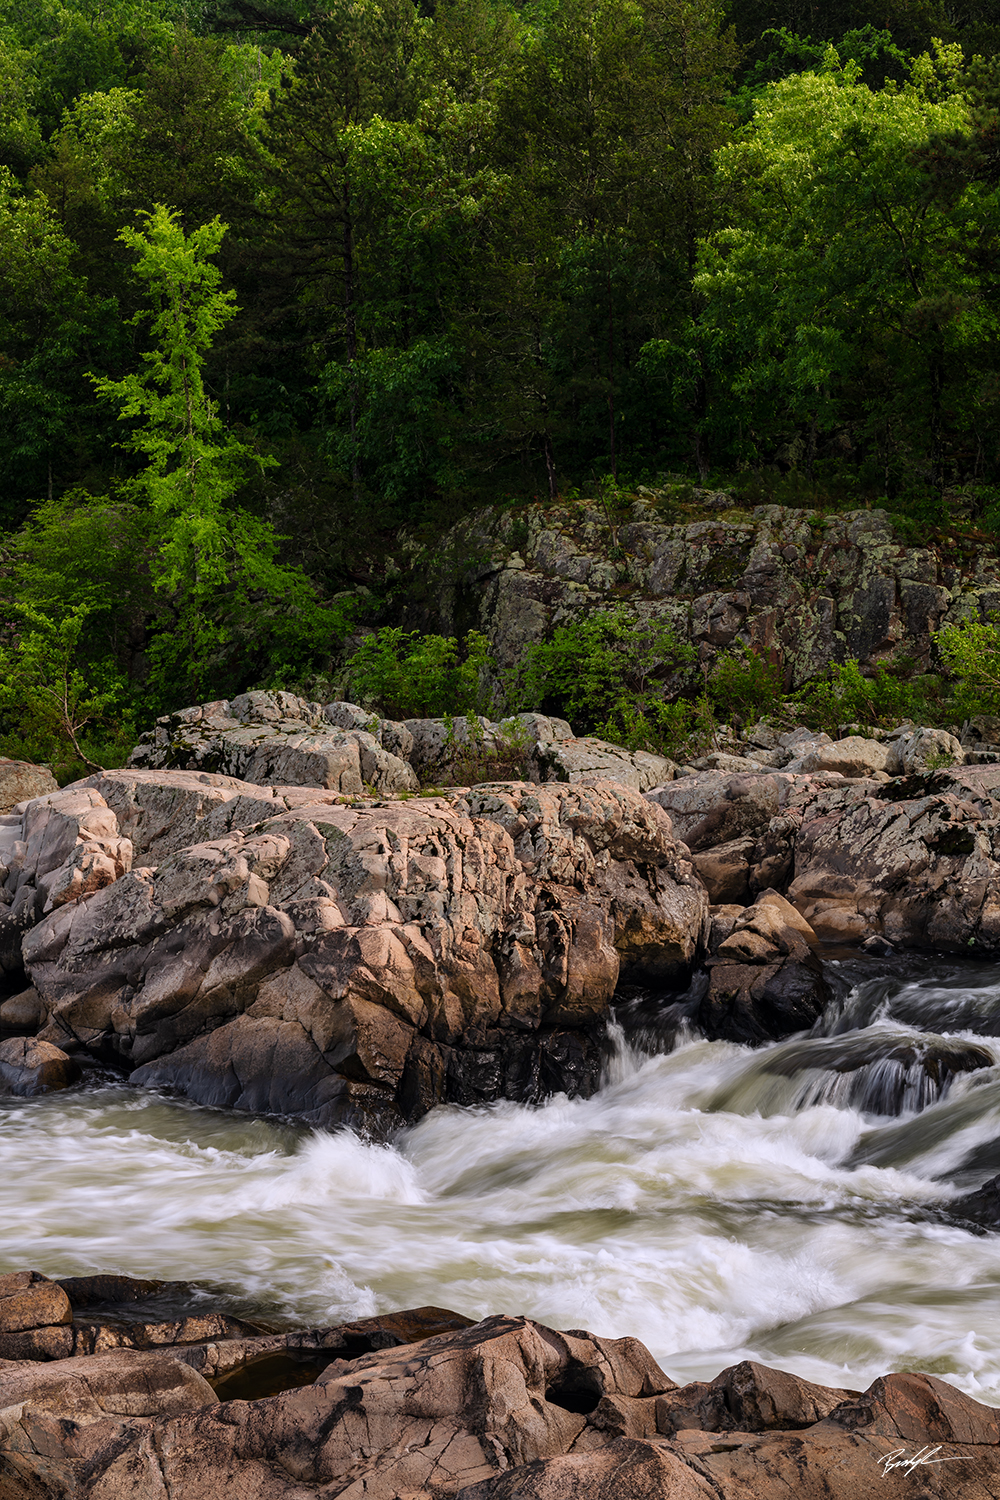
xmin=421 ymin=496 xmax=1000 ymax=687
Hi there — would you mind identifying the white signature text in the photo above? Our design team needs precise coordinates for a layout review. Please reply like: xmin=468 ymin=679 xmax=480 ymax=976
xmin=878 ymin=1445 xmax=971 ymax=1477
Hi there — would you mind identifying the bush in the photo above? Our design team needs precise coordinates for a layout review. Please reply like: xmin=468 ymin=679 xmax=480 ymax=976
xmin=509 ymin=607 xmax=696 ymax=743
xmin=795 ymin=658 xmax=918 ymax=735
xmin=708 ymin=644 xmax=784 ymax=726
xmin=935 ymin=620 xmax=1000 ymax=717
xmin=343 ymin=628 xmax=494 ymax=720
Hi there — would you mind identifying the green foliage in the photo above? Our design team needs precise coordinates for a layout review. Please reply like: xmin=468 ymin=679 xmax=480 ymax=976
xmin=796 ymin=658 xmax=919 ymax=734
xmin=708 ymin=644 xmax=784 ymax=726
xmin=91 ymin=204 xmax=347 ymax=704
xmin=508 ymin=606 xmax=697 ymax=747
xmin=343 ymin=627 xmax=494 ymax=719
xmin=0 ymin=602 xmax=135 ymax=778
xmin=935 ymin=620 xmax=1000 ymax=717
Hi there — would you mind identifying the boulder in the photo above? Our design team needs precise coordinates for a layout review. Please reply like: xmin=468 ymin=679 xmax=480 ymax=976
xmin=530 ymin=736 xmax=676 ymax=792
xmin=788 ymin=763 xmax=1000 ymax=950
xmin=783 ymin=734 xmax=891 ymax=778
xmin=0 ymin=1270 xmax=73 ymax=1362
xmin=0 ymin=759 xmax=58 ymax=816
xmin=886 ymin=725 xmax=965 ymax=774
xmin=0 ymin=1035 xmax=80 ymax=1095
xmin=128 ymin=690 xmax=419 ymax=795
xmin=19 ymin=774 xmax=708 ymax=1129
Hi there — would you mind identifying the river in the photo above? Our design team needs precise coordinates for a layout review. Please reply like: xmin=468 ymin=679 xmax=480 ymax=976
xmin=4 ymin=954 xmax=1000 ymax=1403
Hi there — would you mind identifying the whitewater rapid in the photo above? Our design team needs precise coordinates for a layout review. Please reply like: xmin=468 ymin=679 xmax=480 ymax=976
xmin=5 ymin=956 xmax=1000 ymax=1401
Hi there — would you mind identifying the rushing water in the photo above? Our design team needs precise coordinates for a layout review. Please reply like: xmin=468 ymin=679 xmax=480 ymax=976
xmin=6 ymin=956 xmax=1000 ymax=1403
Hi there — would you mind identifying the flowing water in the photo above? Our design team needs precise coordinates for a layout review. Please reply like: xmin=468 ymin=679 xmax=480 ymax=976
xmin=6 ymin=955 xmax=1000 ymax=1402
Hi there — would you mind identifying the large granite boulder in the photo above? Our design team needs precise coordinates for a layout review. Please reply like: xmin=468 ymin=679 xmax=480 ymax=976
xmin=16 ymin=771 xmax=708 ymax=1130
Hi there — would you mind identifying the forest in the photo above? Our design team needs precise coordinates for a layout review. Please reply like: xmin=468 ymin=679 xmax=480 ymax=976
xmin=1 ymin=0 xmax=999 ymax=770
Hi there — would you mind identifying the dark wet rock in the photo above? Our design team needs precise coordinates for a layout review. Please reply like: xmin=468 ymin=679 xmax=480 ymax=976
xmin=757 ymin=1033 xmax=994 ymax=1116
xmin=699 ymin=951 xmax=832 ymax=1047
xmin=946 ymin=1174 xmax=1000 ymax=1229
xmin=0 ymin=1035 xmax=80 ymax=1095
xmin=0 ymin=986 xmax=45 ymax=1030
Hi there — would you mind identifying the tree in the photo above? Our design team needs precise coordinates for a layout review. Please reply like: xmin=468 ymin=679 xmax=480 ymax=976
xmin=689 ymin=44 xmax=984 ymax=491
xmin=92 ymin=205 xmax=344 ymax=702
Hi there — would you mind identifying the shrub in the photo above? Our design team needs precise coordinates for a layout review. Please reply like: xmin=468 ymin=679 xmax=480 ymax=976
xmin=708 ymin=644 xmax=784 ymax=726
xmin=935 ymin=619 xmax=1000 ymax=717
xmin=343 ymin=628 xmax=494 ymax=719
xmin=509 ymin=607 xmax=696 ymax=741
xmin=796 ymin=658 xmax=917 ymax=735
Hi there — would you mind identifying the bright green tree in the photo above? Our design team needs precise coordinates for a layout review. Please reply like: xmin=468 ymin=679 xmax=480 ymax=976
xmin=688 ymin=44 xmax=983 ymax=490
xmin=92 ymin=204 xmax=345 ymax=701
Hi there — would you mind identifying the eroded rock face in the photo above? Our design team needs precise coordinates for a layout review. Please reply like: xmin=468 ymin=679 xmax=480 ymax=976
xmin=3 ymin=1310 xmax=998 ymax=1500
xmin=128 ymin=690 xmax=420 ymax=796
xmin=426 ymin=499 xmax=997 ymax=691
xmin=788 ymin=764 xmax=1000 ymax=949
xmin=15 ymin=773 xmax=707 ymax=1129
xmin=0 ymin=759 xmax=58 ymax=815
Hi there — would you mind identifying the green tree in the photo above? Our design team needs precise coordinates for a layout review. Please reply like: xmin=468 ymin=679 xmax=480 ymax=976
xmin=92 ymin=204 xmax=345 ymax=702
xmin=689 ymin=44 xmax=982 ymax=491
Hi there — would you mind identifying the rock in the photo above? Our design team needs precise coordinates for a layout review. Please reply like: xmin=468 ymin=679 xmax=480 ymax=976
xmin=0 ymin=759 xmax=58 ymax=815
xmin=655 ymin=1360 xmax=856 ymax=1436
xmin=688 ymin=751 xmax=771 ymax=773
xmin=647 ymin=773 xmax=799 ymax=903
xmin=646 ymin=773 xmax=780 ymax=849
xmin=0 ymin=1347 xmax=217 ymax=1428
xmin=788 ymin=763 xmax=1000 ymax=950
xmin=9 ymin=1311 xmax=1000 ymax=1500
xmin=1 ymin=787 xmax=132 ymax=917
xmin=128 ymin=690 xmax=419 ymax=795
xmin=0 ymin=1271 xmax=73 ymax=1362
xmin=19 ymin=775 xmax=707 ymax=1129
xmin=404 ymin=713 xmax=574 ymax=782
xmin=46 ymin=1315 xmax=680 ymax=1499
xmin=699 ymin=942 xmax=831 ymax=1046
xmin=696 ymin=888 xmax=831 ymax=1046
xmin=945 ymin=1173 xmax=1000 ymax=1229
xmin=0 ymin=1036 xmax=80 ymax=1095
xmin=0 ymin=1272 xmax=72 ymax=1334
xmin=886 ymin=726 xmax=965 ymax=774
xmin=0 ymin=986 xmax=44 ymax=1029
xmin=530 ymin=736 xmax=676 ymax=792
xmin=426 ymin=502 xmax=978 ymax=695
xmin=783 ymin=734 xmax=891 ymax=778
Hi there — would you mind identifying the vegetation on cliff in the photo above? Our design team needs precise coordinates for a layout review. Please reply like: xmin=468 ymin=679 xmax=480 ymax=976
xmin=1 ymin=0 xmax=1000 ymax=772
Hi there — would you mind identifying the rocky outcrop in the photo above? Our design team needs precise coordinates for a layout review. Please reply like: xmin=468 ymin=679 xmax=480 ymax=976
xmin=128 ymin=690 xmax=421 ymax=795
xmin=788 ymin=763 xmax=1000 ymax=948
xmin=424 ymin=497 xmax=1000 ymax=689
xmin=0 ymin=758 xmax=58 ymax=814
xmin=8 ymin=770 xmax=707 ymax=1130
xmin=2 ymin=1299 xmax=998 ymax=1500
